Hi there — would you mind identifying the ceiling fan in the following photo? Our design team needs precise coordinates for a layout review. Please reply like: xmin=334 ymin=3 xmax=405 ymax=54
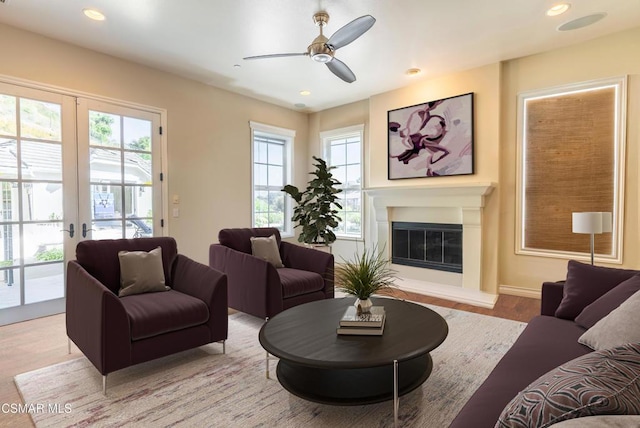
xmin=243 ymin=11 xmax=376 ymax=83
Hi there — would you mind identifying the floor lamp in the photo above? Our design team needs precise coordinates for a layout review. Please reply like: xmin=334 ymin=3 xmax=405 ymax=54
xmin=572 ymin=212 xmax=612 ymax=265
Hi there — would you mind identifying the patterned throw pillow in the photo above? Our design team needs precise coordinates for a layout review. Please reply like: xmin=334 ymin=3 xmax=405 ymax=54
xmin=495 ymin=343 xmax=640 ymax=428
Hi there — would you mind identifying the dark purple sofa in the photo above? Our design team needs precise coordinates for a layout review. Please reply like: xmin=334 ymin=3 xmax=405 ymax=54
xmin=209 ymin=228 xmax=334 ymax=319
xmin=450 ymin=261 xmax=640 ymax=427
xmin=66 ymin=237 xmax=228 ymax=391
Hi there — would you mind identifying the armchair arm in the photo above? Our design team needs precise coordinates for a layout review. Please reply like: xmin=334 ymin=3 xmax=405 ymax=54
xmin=541 ymin=280 xmax=565 ymax=316
xmin=171 ymin=254 xmax=228 ymax=341
xmin=66 ymin=261 xmax=131 ymax=375
xmin=280 ymin=242 xmax=334 ymax=298
xmin=209 ymin=244 xmax=283 ymax=318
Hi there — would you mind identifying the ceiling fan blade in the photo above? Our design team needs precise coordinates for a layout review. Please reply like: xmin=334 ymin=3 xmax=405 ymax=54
xmin=243 ymin=53 xmax=308 ymax=60
xmin=326 ymin=15 xmax=375 ymax=50
xmin=326 ymin=58 xmax=356 ymax=83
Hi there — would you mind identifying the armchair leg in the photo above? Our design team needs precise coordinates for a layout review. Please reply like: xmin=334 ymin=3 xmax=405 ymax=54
xmin=103 ymin=375 xmax=107 ymax=395
xmin=221 ymin=339 xmax=226 ymax=354
xmin=266 ymin=351 xmax=270 ymax=379
xmin=67 ymin=338 xmax=71 ymax=354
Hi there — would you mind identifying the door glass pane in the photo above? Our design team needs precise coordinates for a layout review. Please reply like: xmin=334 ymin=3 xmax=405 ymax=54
xmin=90 ymin=148 xmax=122 ymax=183
xmin=25 ymin=263 xmax=64 ymax=304
xmin=92 ymin=219 xmax=123 ymax=240
xmin=0 ymin=224 xmax=20 ymax=267
xmin=125 ymin=185 xmax=152 ymax=218
xmin=0 ymin=181 xmax=19 ymax=222
xmin=0 ymin=140 xmax=18 ymax=179
xmin=89 ymin=111 xmax=121 ymax=147
xmin=21 ymin=141 xmax=62 ymax=181
xmin=23 ymin=223 xmax=63 ymax=265
xmin=20 ymin=98 xmax=62 ymax=141
xmin=91 ymin=186 xmax=122 ymax=220
xmin=124 ymin=152 xmax=151 ymax=184
xmin=123 ymin=117 xmax=151 ymax=152
xmin=0 ymin=95 xmax=17 ymax=136
xmin=126 ymin=219 xmax=152 ymax=238
xmin=0 ymin=268 xmax=20 ymax=309
xmin=22 ymin=182 xmax=63 ymax=222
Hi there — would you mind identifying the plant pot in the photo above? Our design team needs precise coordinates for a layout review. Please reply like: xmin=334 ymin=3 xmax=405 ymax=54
xmin=354 ymin=298 xmax=373 ymax=314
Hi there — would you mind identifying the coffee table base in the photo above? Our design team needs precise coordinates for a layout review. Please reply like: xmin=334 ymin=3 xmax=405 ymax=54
xmin=276 ymin=354 xmax=433 ymax=406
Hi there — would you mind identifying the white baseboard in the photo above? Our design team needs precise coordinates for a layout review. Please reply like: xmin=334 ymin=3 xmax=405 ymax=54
xmin=499 ymin=284 xmax=541 ymax=299
xmin=394 ymin=277 xmax=498 ymax=309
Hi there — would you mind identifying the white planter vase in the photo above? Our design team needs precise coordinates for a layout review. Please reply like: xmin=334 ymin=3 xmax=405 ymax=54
xmin=354 ymin=298 xmax=373 ymax=314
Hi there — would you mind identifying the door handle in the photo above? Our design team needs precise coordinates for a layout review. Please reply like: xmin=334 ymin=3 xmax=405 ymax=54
xmin=82 ymin=223 xmax=95 ymax=238
xmin=61 ymin=223 xmax=74 ymax=238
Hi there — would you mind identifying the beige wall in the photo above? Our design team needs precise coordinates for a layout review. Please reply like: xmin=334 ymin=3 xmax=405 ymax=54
xmin=307 ymin=100 xmax=370 ymax=260
xmin=367 ymin=64 xmax=502 ymax=293
xmin=499 ymin=26 xmax=640 ymax=292
xmin=0 ymin=23 xmax=309 ymax=263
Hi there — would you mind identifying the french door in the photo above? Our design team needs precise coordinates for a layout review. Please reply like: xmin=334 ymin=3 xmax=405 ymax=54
xmin=0 ymin=83 xmax=163 ymax=325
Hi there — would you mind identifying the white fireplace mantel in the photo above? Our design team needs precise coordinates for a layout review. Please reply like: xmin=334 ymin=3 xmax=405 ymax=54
xmin=364 ymin=182 xmax=497 ymax=308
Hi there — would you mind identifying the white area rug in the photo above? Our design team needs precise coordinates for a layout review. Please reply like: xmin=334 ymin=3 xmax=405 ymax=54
xmin=15 ymin=304 xmax=526 ymax=427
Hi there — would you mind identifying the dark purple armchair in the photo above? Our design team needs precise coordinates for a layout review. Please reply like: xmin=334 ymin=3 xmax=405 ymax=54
xmin=66 ymin=237 xmax=228 ymax=393
xmin=209 ymin=228 xmax=334 ymax=319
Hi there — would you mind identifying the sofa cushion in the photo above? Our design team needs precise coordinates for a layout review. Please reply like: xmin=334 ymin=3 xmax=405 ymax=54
xmin=278 ymin=268 xmax=324 ymax=299
xmin=555 ymin=260 xmax=638 ymax=320
xmin=118 ymin=247 xmax=170 ymax=297
xmin=121 ymin=290 xmax=209 ymax=340
xmin=496 ymin=342 xmax=640 ymax=428
xmin=575 ymin=274 xmax=640 ymax=329
xmin=449 ymin=316 xmax=591 ymax=428
xmin=218 ymin=228 xmax=281 ymax=254
xmin=250 ymin=234 xmax=284 ymax=268
xmin=578 ymin=289 xmax=640 ymax=350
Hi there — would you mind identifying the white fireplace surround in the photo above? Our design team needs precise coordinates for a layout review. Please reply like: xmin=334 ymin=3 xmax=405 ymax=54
xmin=364 ymin=183 xmax=497 ymax=308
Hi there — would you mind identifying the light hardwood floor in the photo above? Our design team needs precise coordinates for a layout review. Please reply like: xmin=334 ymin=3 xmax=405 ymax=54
xmin=0 ymin=294 xmax=539 ymax=428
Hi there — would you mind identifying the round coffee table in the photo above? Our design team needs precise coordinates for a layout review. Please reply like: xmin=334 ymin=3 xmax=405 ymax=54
xmin=258 ymin=297 xmax=448 ymax=419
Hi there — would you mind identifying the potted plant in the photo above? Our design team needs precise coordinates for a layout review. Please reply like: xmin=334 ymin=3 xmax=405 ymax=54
xmin=335 ymin=246 xmax=397 ymax=313
xmin=282 ymin=156 xmax=342 ymax=246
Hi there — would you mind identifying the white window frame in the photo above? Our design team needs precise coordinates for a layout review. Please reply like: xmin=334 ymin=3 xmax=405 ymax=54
xmin=250 ymin=121 xmax=294 ymax=237
xmin=321 ymin=124 xmax=364 ymax=240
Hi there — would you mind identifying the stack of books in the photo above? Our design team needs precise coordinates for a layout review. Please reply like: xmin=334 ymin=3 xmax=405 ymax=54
xmin=336 ymin=306 xmax=386 ymax=335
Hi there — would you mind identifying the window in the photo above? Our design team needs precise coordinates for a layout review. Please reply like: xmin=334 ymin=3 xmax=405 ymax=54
xmin=515 ymin=77 xmax=626 ymax=263
xmin=250 ymin=121 xmax=294 ymax=236
xmin=322 ymin=124 xmax=364 ymax=239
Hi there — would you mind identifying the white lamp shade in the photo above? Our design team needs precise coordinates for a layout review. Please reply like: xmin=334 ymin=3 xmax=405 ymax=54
xmin=572 ymin=212 xmax=612 ymax=234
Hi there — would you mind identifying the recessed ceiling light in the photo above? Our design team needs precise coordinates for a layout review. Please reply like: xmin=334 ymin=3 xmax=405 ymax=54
xmin=558 ymin=13 xmax=607 ymax=31
xmin=406 ymin=68 xmax=421 ymax=76
xmin=299 ymin=90 xmax=311 ymax=96
xmin=233 ymin=64 xmax=241 ymax=68
xmin=294 ymin=103 xmax=306 ymax=109
xmin=83 ymin=8 xmax=106 ymax=21
xmin=546 ymin=3 xmax=571 ymax=17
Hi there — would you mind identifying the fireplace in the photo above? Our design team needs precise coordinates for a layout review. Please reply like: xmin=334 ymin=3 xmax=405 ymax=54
xmin=392 ymin=222 xmax=462 ymax=273
xmin=364 ymin=183 xmax=496 ymax=307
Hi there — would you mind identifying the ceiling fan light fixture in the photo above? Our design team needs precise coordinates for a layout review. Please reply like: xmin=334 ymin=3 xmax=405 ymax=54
xmin=312 ymin=53 xmax=333 ymax=63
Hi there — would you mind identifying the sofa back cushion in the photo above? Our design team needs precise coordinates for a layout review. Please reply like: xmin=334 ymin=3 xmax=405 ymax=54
xmin=555 ymin=260 xmax=639 ymax=320
xmin=218 ymin=228 xmax=281 ymax=254
xmin=575 ymin=273 xmax=640 ymax=329
xmin=76 ymin=237 xmax=177 ymax=295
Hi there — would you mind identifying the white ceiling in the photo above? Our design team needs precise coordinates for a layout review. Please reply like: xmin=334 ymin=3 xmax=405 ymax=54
xmin=0 ymin=0 xmax=638 ymax=112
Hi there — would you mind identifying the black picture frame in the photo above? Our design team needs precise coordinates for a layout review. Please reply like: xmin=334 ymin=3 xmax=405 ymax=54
xmin=387 ymin=92 xmax=474 ymax=179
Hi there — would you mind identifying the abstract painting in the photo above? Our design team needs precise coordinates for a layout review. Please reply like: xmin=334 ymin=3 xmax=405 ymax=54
xmin=388 ymin=92 xmax=474 ymax=179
